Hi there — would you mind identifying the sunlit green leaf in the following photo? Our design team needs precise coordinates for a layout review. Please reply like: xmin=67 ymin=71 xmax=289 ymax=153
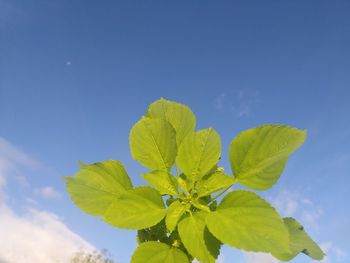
xmin=142 ymin=170 xmax=178 ymax=196
xmin=229 ymin=124 xmax=306 ymax=190
xmin=131 ymin=241 xmax=189 ymax=263
xmin=197 ymin=172 xmax=235 ymax=197
xmin=130 ymin=117 xmax=177 ymax=171
xmin=165 ymin=200 xmax=190 ymax=232
xmin=273 ymin=217 xmax=325 ymax=261
xmin=178 ymin=211 xmax=220 ymax=263
xmin=103 ymin=187 xmax=166 ymax=229
xmin=206 ymin=190 xmax=290 ymax=254
xmin=146 ymin=98 xmax=196 ymax=146
xmin=191 ymin=199 xmax=211 ymax=212
xmin=64 ymin=160 xmax=132 ymax=216
xmin=177 ymin=174 xmax=191 ymax=193
xmin=177 ymin=128 xmax=221 ymax=180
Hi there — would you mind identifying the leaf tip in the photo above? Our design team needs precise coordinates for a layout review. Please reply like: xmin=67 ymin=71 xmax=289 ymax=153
xmin=61 ymin=175 xmax=70 ymax=182
xmin=77 ymin=160 xmax=87 ymax=168
xmin=302 ymin=129 xmax=308 ymax=137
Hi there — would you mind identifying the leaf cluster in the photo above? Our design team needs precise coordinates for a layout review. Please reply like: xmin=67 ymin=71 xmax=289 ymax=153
xmin=64 ymin=98 xmax=324 ymax=263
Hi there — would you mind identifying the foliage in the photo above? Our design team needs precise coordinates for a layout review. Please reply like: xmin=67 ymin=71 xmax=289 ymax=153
xmin=70 ymin=249 xmax=114 ymax=263
xmin=64 ymin=98 xmax=324 ymax=263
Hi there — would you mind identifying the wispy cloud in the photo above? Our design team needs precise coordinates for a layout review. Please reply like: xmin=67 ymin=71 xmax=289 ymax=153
xmin=0 ymin=168 xmax=8 ymax=189
xmin=270 ymin=190 xmax=323 ymax=231
xmin=244 ymin=252 xmax=279 ymax=263
xmin=35 ymin=186 xmax=61 ymax=199
xmin=240 ymin=190 xmax=324 ymax=263
xmin=0 ymin=137 xmax=40 ymax=194
xmin=317 ymin=241 xmax=348 ymax=263
xmin=213 ymin=88 xmax=259 ymax=117
xmin=217 ymin=254 xmax=225 ymax=263
xmin=0 ymin=137 xmax=94 ymax=262
xmin=268 ymin=190 xmax=347 ymax=263
xmin=0 ymin=138 xmax=40 ymax=168
xmin=240 ymin=190 xmax=348 ymax=263
xmin=213 ymin=93 xmax=227 ymax=111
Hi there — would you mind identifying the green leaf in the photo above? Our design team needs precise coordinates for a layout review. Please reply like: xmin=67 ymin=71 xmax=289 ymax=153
xmin=137 ymin=220 xmax=168 ymax=244
xmin=165 ymin=200 xmax=190 ymax=232
xmin=229 ymin=124 xmax=306 ymax=190
xmin=191 ymin=199 xmax=211 ymax=212
xmin=178 ymin=211 xmax=220 ymax=263
xmin=131 ymin=241 xmax=189 ymax=263
xmin=142 ymin=170 xmax=178 ymax=196
xmin=131 ymin=187 xmax=166 ymax=207
xmin=64 ymin=160 xmax=132 ymax=216
xmin=130 ymin=117 xmax=177 ymax=171
xmin=146 ymin=98 xmax=196 ymax=146
xmin=206 ymin=190 xmax=290 ymax=254
xmin=177 ymin=174 xmax=191 ymax=193
xmin=77 ymin=160 xmax=87 ymax=168
xmin=177 ymin=128 xmax=221 ymax=180
xmin=197 ymin=172 xmax=236 ymax=197
xmin=103 ymin=187 xmax=166 ymax=229
xmin=272 ymin=217 xmax=325 ymax=261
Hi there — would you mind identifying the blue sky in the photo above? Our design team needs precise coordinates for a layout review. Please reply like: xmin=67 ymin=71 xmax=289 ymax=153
xmin=0 ymin=0 xmax=349 ymax=262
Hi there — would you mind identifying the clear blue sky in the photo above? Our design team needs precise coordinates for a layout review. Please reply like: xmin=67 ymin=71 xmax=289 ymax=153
xmin=0 ymin=0 xmax=349 ymax=262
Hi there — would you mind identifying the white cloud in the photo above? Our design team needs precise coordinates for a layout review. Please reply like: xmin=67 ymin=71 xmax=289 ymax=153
xmin=271 ymin=190 xmax=300 ymax=216
xmin=217 ymin=254 xmax=225 ymax=263
xmin=213 ymin=89 xmax=259 ymax=117
xmin=270 ymin=190 xmax=323 ymax=231
xmin=0 ymin=136 xmax=37 ymax=209
xmin=317 ymin=242 xmax=347 ymax=263
xmin=301 ymin=209 xmax=323 ymax=231
xmin=0 ymin=137 xmax=41 ymax=189
xmin=213 ymin=92 xmax=227 ymax=110
xmin=319 ymin=242 xmax=333 ymax=263
xmin=334 ymin=248 xmax=347 ymax=261
xmin=0 ymin=137 xmax=40 ymax=169
xmin=0 ymin=168 xmax=5 ymax=188
xmin=35 ymin=186 xmax=61 ymax=199
xmin=244 ymin=252 xmax=279 ymax=263
xmin=0 ymin=137 xmax=95 ymax=263
xmin=0 ymin=202 xmax=94 ymax=263
xmin=0 ymin=158 xmax=10 ymax=188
